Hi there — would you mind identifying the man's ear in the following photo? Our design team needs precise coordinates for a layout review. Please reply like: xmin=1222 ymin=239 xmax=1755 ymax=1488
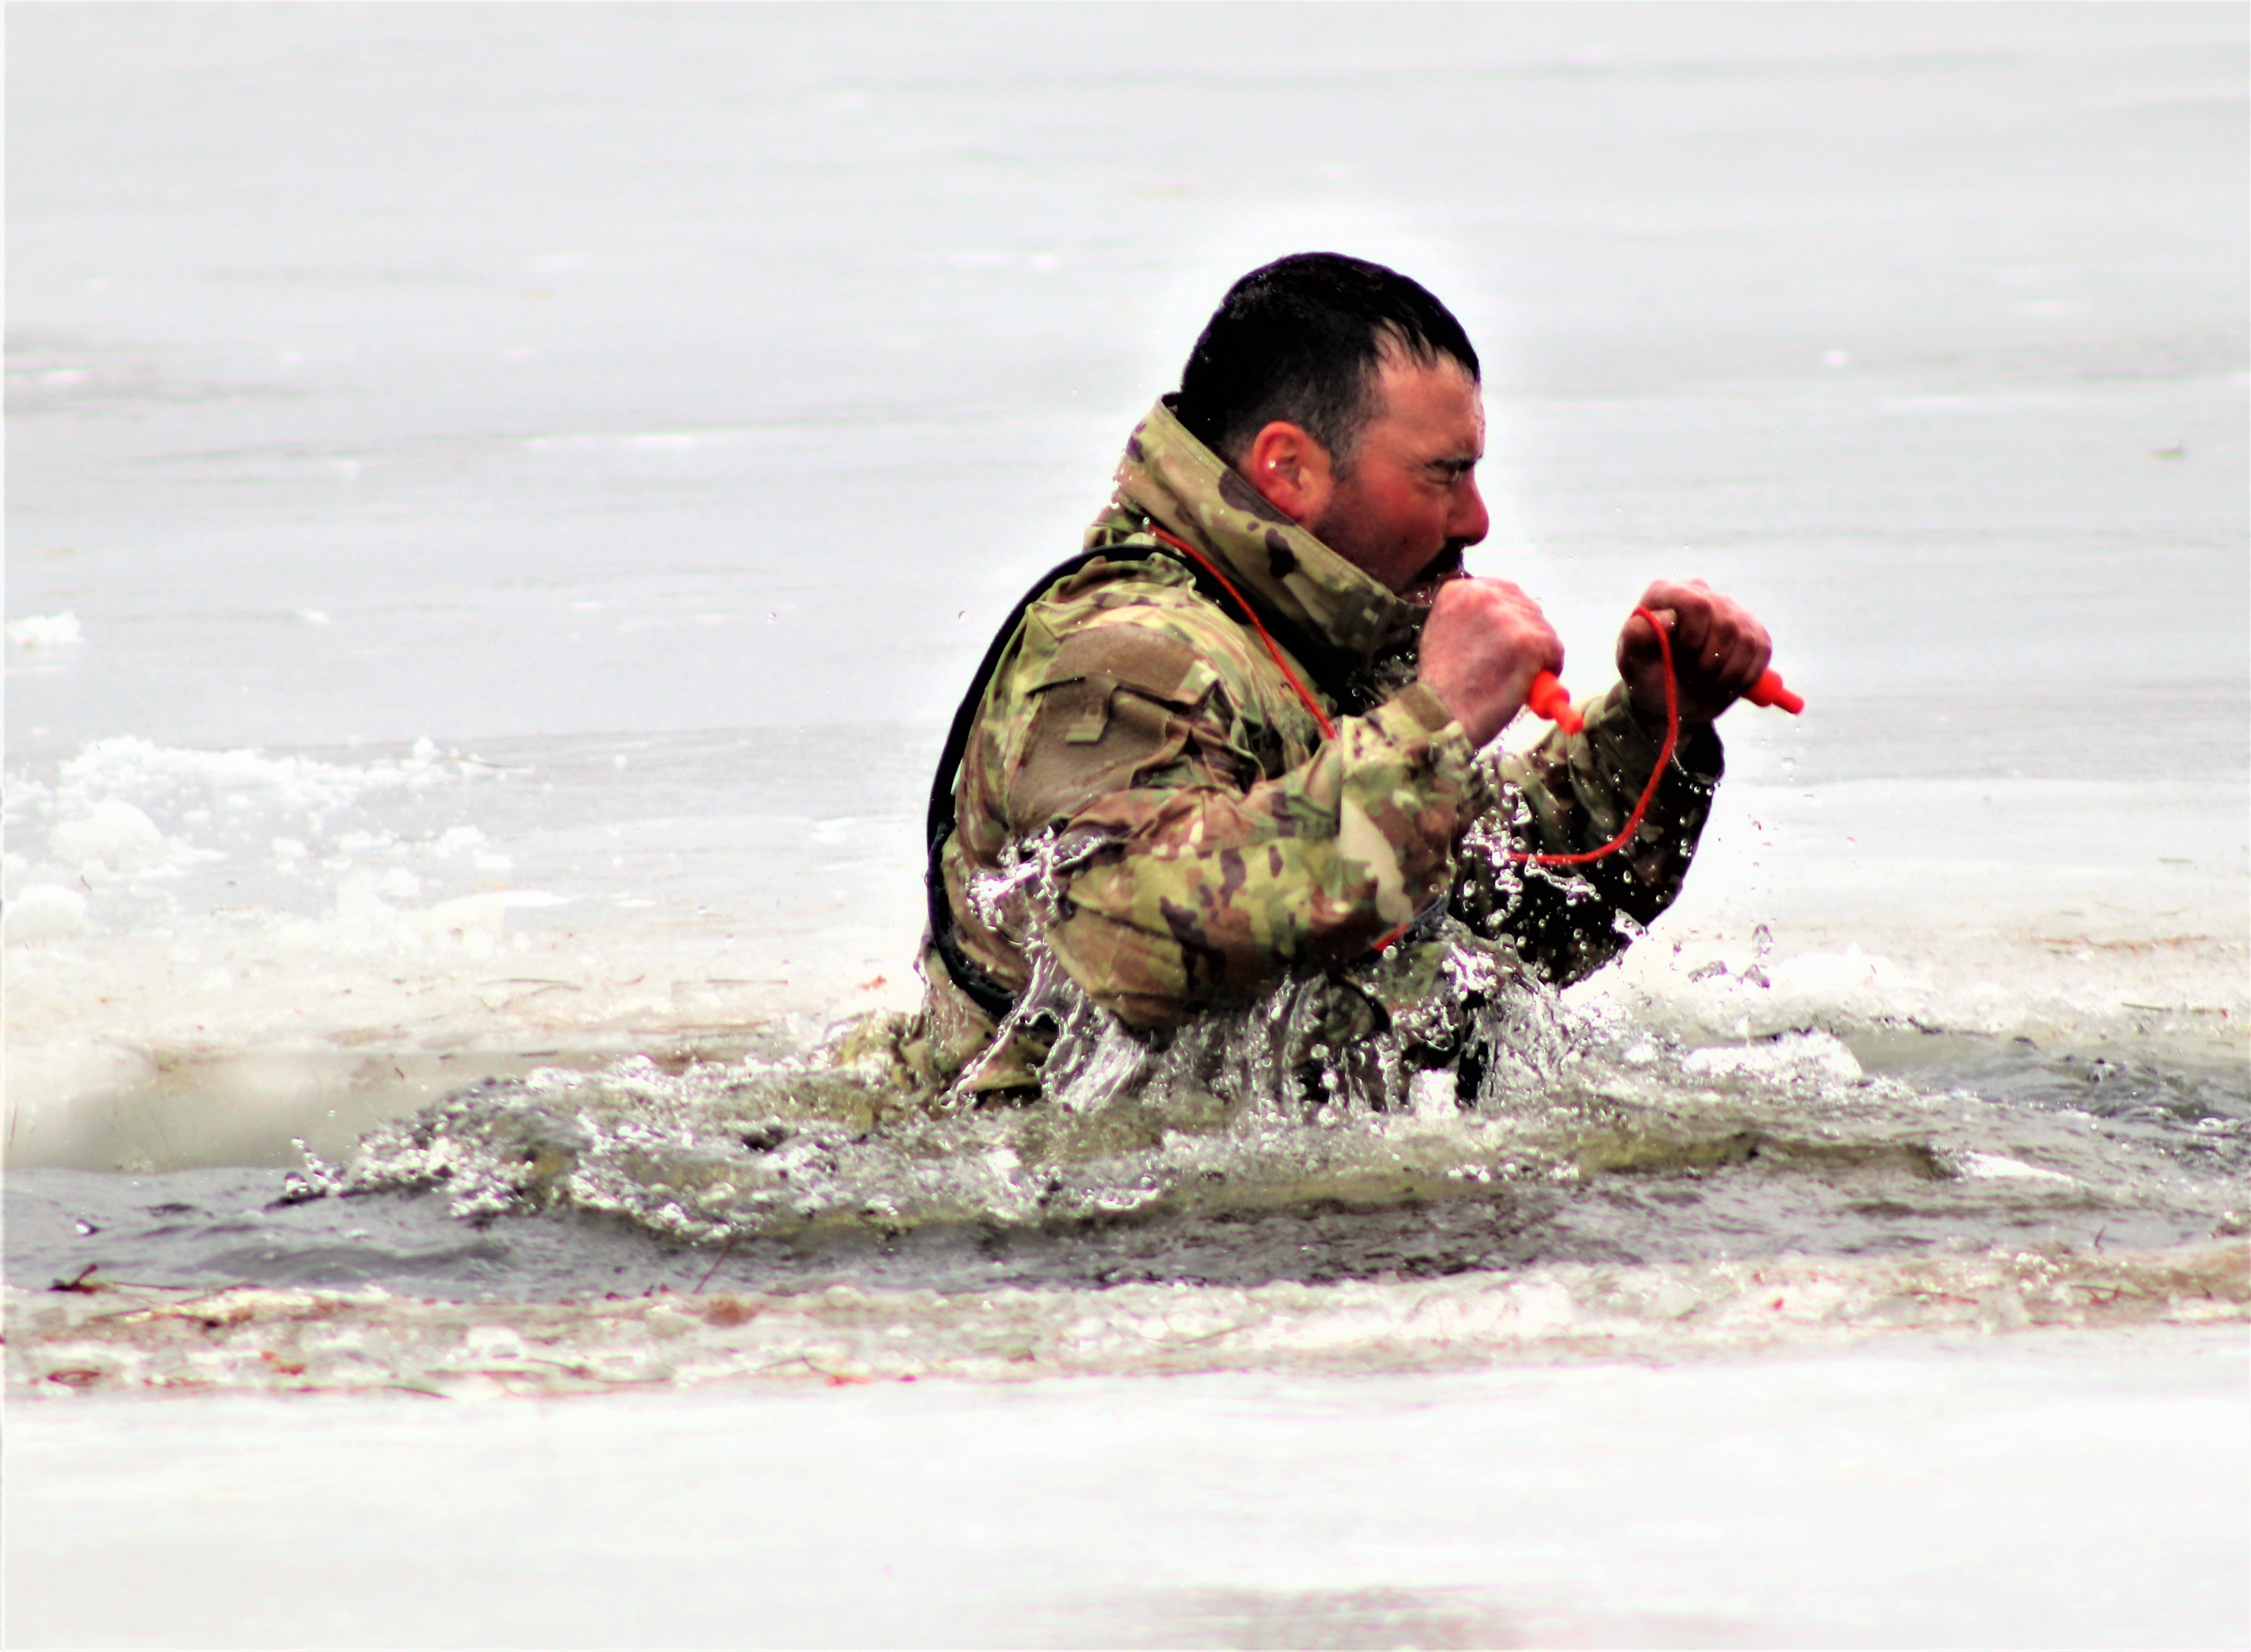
xmin=1239 ymin=421 xmax=1337 ymax=527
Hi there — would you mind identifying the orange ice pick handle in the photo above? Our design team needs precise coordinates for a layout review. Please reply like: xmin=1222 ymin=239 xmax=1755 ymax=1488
xmin=1745 ymin=669 xmax=1804 ymax=714
xmin=1523 ymin=666 xmax=1803 ymax=730
xmin=1524 ymin=671 xmax=1583 ymax=734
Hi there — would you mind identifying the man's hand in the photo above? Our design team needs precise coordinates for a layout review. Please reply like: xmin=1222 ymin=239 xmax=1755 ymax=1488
xmin=1618 ymin=579 xmax=1772 ymax=726
xmin=1417 ymin=577 xmax=1564 ymax=747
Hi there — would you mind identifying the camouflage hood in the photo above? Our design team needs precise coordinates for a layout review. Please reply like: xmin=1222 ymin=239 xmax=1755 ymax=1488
xmin=1089 ymin=398 xmax=1431 ymax=682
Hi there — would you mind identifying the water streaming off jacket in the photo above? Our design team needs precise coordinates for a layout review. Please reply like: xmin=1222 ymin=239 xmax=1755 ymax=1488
xmin=7 ymin=5 xmax=2246 ymax=1392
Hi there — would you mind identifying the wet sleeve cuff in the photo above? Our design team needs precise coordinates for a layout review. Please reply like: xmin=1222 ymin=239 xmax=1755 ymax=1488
xmin=1587 ymin=683 xmax=1724 ymax=785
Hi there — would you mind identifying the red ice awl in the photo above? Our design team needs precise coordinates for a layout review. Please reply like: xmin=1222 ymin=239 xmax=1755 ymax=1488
xmin=1523 ymin=670 xmax=1584 ymax=734
xmin=1744 ymin=669 xmax=1804 ymax=714
xmin=1524 ymin=666 xmax=1804 ymax=732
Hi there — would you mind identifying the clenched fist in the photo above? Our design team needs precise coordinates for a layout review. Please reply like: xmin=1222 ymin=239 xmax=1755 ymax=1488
xmin=1618 ymin=579 xmax=1772 ymax=726
xmin=1416 ymin=577 xmax=1564 ymax=747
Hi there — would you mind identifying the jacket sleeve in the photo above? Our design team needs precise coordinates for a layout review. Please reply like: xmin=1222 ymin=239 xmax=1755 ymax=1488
xmin=1453 ymin=683 xmax=1724 ymax=987
xmin=998 ymin=620 xmax=1489 ymax=1029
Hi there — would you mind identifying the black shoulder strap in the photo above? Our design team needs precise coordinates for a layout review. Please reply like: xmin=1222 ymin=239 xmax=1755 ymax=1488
xmin=923 ymin=548 xmax=1110 ymax=1020
xmin=926 ymin=539 xmax=1329 ymax=1021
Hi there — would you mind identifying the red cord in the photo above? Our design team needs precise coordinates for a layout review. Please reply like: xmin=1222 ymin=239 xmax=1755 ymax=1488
xmin=1147 ymin=527 xmax=1674 ymax=881
xmin=1508 ymin=605 xmax=1677 ymax=867
xmin=1147 ymin=528 xmax=1338 ymax=741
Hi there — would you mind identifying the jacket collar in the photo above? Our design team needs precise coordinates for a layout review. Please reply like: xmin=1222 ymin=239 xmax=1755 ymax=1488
xmin=1094 ymin=398 xmax=1430 ymax=678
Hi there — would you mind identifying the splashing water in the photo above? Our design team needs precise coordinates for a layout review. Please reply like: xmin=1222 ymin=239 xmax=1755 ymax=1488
xmin=251 ymin=940 xmax=2239 ymax=1297
xmin=14 ymin=784 xmax=2243 ymax=1309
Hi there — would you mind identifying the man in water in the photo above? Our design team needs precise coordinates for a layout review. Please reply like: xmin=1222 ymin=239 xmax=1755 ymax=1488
xmin=914 ymin=253 xmax=1772 ymax=1098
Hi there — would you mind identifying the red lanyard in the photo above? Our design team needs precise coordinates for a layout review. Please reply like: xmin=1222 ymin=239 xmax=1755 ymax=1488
xmin=1147 ymin=529 xmax=1680 ymax=876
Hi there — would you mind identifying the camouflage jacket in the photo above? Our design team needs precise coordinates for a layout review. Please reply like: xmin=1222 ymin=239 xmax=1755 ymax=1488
xmin=916 ymin=399 xmax=1723 ymax=1093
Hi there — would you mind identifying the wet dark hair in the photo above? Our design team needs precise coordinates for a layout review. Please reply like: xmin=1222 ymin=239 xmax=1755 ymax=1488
xmin=1174 ymin=252 xmax=1479 ymax=471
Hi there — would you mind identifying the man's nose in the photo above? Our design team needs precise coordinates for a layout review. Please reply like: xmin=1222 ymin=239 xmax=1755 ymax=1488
xmin=1451 ymin=475 xmax=1490 ymax=546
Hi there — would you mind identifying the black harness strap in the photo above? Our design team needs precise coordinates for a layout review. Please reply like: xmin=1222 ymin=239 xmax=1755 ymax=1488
xmin=924 ymin=541 xmax=1354 ymax=1021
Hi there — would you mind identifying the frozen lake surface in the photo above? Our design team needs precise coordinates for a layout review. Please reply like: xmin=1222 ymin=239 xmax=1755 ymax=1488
xmin=7 ymin=5 xmax=2247 ymax=1645
xmin=9 ymin=1328 xmax=2247 ymax=1648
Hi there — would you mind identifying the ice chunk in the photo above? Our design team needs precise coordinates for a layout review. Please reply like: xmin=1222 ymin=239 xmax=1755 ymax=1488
xmin=1957 ymin=1152 xmax=2075 ymax=1184
xmin=6 ymin=883 xmax=89 ymax=941
xmin=1682 ymin=1029 xmax=1864 ymax=1085
xmin=50 ymin=801 xmax=171 ymax=872
xmin=418 ymin=890 xmax=575 ymax=949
